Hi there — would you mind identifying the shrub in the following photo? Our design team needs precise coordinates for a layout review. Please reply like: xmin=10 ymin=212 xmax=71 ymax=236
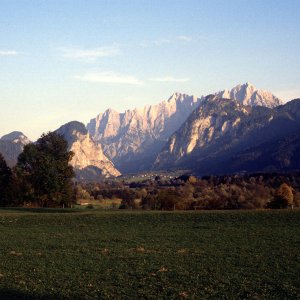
xmin=267 ymin=183 xmax=294 ymax=209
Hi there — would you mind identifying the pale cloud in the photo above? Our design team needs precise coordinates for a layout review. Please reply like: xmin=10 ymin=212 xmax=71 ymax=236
xmin=0 ymin=50 xmax=18 ymax=56
xmin=176 ymin=35 xmax=193 ymax=42
xmin=59 ymin=46 xmax=120 ymax=62
xmin=140 ymin=39 xmax=171 ymax=48
xmin=153 ymin=39 xmax=172 ymax=46
xmin=139 ymin=41 xmax=151 ymax=48
xmin=140 ymin=35 xmax=197 ymax=48
xmin=74 ymin=72 xmax=143 ymax=85
xmin=150 ymin=76 xmax=190 ymax=83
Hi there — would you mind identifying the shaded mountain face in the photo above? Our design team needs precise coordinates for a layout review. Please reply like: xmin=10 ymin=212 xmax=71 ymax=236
xmin=0 ymin=131 xmax=30 ymax=167
xmin=227 ymin=132 xmax=300 ymax=173
xmin=155 ymin=97 xmax=300 ymax=175
xmin=55 ymin=121 xmax=121 ymax=179
xmin=215 ymin=82 xmax=282 ymax=108
xmin=87 ymin=83 xmax=282 ymax=173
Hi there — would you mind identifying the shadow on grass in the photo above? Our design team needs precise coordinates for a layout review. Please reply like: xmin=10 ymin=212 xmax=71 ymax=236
xmin=0 ymin=207 xmax=82 ymax=214
xmin=0 ymin=288 xmax=63 ymax=299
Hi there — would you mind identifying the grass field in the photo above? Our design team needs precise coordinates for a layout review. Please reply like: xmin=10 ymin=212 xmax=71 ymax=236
xmin=0 ymin=209 xmax=299 ymax=299
xmin=74 ymin=198 xmax=122 ymax=210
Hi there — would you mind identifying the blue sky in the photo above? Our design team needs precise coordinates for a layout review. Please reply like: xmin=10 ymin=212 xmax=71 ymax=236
xmin=0 ymin=0 xmax=299 ymax=140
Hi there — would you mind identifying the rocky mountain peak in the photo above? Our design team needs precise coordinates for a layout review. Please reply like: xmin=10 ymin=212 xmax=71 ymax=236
xmin=216 ymin=82 xmax=282 ymax=108
xmin=245 ymin=81 xmax=254 ymax=87
xmin=166 ymin=93 xmax=199 ymax=107
xmin=56 ymin=121 xmax=88 ymax=142
xmin=168 ymin=92 xmax=192 ymax=101
xmin=56 ymin=121 xmax=89 ymax=146
xmin=104 ymin=108 xmax=119 ymax=116
xmin=55 ymin=121 xmax=121 ymax=178
xmin=1 ymin=131 xmax=30 ymax=145
xmin=0 ymin=131 xmax=30 ymax=167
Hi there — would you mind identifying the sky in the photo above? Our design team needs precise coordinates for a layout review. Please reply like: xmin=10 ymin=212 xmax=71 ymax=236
xmin=0 ymin=0 xmax=299 ymax=140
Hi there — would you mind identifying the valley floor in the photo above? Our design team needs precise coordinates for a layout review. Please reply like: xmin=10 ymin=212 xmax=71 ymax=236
xmin=0 ymin=209 xmax=299 ymax=299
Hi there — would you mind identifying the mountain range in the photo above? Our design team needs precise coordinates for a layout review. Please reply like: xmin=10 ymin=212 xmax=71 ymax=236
xmin=1 ymin=82 xmax=299 ymax=180
xmin=155 ymin=96 xmax=300 ymax=175
xmin=87 ymin=82 xmax=283 ymax=173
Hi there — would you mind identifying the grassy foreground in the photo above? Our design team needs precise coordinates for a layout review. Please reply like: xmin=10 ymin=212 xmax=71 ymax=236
xmin=0 ymin=209 xmax=299 ymax=299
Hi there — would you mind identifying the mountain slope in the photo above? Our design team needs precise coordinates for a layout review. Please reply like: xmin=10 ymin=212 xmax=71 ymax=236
xmin=0 ymin=131 xmax=30 ymax=167
xmin=228 ymin=132 xmax=300 ymax=173
xmin=155 ymin=98 xmax=300 ymax=175
xmin=55 ymin=121 xmax=121 ymax=179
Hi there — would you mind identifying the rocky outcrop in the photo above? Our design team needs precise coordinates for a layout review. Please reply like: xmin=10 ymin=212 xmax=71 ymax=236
xmin=155 ymin=96 xmax=251 ymax=168
xmin=55 ymin=121 xmax=121 ymax=178
xmin=87 ymin=93 xmax=201 ymax=173
xmin=215 ymin=82 xmax=282 ymax=108
xmin=154 ymin=97 xmax=300 ymax=175
xmin=0 ymin=131 xmax=30 ymax=167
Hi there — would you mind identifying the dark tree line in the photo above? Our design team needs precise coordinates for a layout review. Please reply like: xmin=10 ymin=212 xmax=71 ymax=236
xmin=0 ymin=132 xmax=75 ymax=207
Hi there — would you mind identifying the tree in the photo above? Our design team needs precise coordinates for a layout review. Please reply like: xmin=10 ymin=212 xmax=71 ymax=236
xmin=157 ymin=189 xmax=182 ymax=210
xmin=75 ymin=184 xmax=91 ymax=200
xmin=119 ymin=189 xmax=137 ymax=209
xmin=0 ymin=153 xmax=13 ymax=206
xmin=141 ymin=193 xmax=158 ymax=210
xmin=267 ymin=183 xmax=294 ymax=209
xmin=16 ymin=132 xmax=75 ymax=207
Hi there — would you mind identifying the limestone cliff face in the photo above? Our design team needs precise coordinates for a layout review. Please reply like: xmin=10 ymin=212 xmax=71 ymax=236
xmin=0 ymin=131 xmax=30 ymax=167
xmin=55 ymin=121 xmax=121 ymax=178
xmin=154 ymin=97 xmax=300 ymax=174
xmin=155 ymin=96 xmax=250 ymax=167
xmin=215 ymin=82 xmax=282 ymax=108
xmin=87 ymin=93 xmax=201 ymax=172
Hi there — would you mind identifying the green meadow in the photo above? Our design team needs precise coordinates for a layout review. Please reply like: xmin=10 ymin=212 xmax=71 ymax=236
xmin=0 ymin=209 xmax=299 ymax=299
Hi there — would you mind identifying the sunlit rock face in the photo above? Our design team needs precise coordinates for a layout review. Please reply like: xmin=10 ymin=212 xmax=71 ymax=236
xmin=87 ymin=93 xmax=202 ymax=173
xmin=56 ymin=121 xmax=121 ymax=178
xmin=215 ymin=82 xmax=282 ymax=108
xmin=155 ymin=96 xmax=251 ymax=167
xmin=154 ymin=96 xmax=300 ymax=175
